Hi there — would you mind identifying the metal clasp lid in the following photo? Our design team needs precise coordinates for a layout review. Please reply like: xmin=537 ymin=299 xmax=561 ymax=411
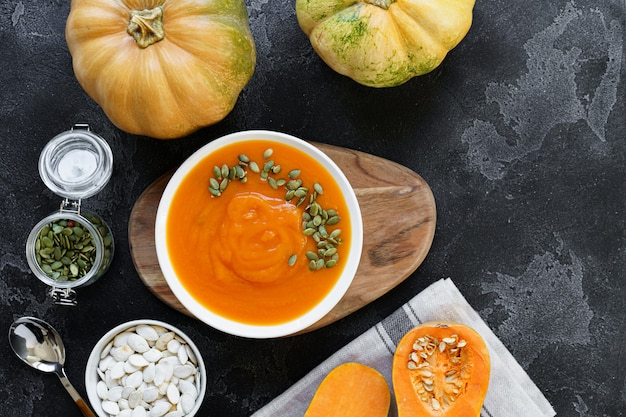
xmin=49 ymin=287 xmax=78 ymax=306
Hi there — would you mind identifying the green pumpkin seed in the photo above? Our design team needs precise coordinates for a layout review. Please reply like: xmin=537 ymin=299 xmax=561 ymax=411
xmin=306 ymin=251 xmax=318 ymax=261
xmin=249 ymin=161 xmax=260 ymax=173
xmin=263 ymin=148 xmax=273 ymax=159
xmin=219 ymin=178 xmax=229 ymax=192
xmin=288 ymin=254 xmax=297 ymax=267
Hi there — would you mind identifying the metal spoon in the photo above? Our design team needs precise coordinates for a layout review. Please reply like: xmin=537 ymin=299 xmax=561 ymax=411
xmin=8 ymin=316 xmax=96 ymax=417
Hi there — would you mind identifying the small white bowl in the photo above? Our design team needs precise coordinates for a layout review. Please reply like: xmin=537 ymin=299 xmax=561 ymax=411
xmin=155 ymin=130 xmax=363 ymax=338
xmin=85 ymin=319 xmax=206 ymax=417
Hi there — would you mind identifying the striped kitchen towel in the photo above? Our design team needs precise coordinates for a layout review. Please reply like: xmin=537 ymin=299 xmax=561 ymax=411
xmin=251 ymin=278 xmax=555 ymax=417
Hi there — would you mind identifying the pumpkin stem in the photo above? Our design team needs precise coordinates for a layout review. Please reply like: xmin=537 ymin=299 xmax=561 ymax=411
xmin=127 ymin=7 xmax=165 ymax=48
xmin=363 ymin=0 xmax=395 ymax=10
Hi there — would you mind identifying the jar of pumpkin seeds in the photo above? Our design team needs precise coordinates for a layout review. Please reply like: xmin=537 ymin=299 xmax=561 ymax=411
xmin=25 ymin=124 xmax=114 ymax=306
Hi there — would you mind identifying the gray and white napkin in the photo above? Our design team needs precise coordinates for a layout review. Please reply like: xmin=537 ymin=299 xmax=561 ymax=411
xmin=251 ymin=278 xmax=556 ymax=417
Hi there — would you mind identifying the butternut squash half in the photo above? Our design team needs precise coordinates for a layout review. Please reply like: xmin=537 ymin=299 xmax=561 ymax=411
xmin=392 ymin=321 xmax=490 ymax=416
xmin=303 ymin=363 xmax=390 ymax=417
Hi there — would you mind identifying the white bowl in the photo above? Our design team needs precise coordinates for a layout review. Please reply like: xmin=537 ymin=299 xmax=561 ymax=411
xmin=155 ymin=130 xmax=363 ymax=338
xmin=85 ymin=319 xmax=206 ymax=417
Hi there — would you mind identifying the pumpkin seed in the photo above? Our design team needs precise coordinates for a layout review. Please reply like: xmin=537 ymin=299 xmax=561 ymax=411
xmin=219 ymin=178 xmax=229 ymax=192
xmin=263 ymin=160 xmax=275 ymax=172
xmin=249 ymin=161 xmax=260 ymax=173
xmin=325 ymin=259 xmax=337 ymax=268
xmin=235 ymin=165 xmax=245 ymax=179
xmin=288 ymin=254 xmax=297 ymax=267
xmin=288 ymin=169 xmax=301 ymax=178
xmin=263 ymin=148 xmax=273 ymax=159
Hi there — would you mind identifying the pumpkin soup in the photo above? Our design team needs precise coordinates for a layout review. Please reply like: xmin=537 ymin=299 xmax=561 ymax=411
xmin=166 ymin=140 xmax=352 ymax=325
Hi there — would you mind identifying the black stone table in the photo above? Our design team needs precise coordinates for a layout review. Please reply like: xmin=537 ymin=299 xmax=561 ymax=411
xmin=1 ymin=1 xmax=624 ymax=416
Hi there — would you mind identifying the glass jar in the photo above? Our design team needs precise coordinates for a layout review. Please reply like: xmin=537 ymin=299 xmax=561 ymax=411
xmin=25 ymin=124 xmax=115 ymax=306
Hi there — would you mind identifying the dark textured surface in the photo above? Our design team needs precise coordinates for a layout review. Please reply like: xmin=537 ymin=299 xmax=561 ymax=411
xmin=1 ymin=1 xmax=624 ymax=416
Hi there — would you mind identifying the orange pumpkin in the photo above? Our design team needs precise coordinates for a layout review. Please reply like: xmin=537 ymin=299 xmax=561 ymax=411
xmin=392 ymin=321 xmax=490 ymax=416
xmin=303 ymin=363 xmax=390 ymax=417
xmin=65 ymin=0 xmax=256 ymax=139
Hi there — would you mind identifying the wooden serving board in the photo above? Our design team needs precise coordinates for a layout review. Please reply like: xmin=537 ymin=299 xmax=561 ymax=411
xmin=128 ymin=142 xmax=436 ymax=334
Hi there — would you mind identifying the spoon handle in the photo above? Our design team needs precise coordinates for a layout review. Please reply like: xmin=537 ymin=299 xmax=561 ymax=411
xmin=57 ymin=374 xmax=97 ymax=417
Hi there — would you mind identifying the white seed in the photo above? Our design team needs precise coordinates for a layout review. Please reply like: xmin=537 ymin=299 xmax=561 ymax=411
xmin=457 ymin=339 xmax=467 ymax=348
xmin=96 ymin=380 xmax=109 ymax=400
xmin=173 ymin=364 xmax=195 ymax=379
xmin=113 ymin=332 xmax=133 ymax=347
xmin=158 ymin=381 xmax=170 ymax=395
xmin=177 ymin=346 xmax=188 ymax=365
xmin=104 ymin=370 xmax=118 ymax=389
xmin=180 ymin=393 xmax=196 ymax=414
xmin=432 ymin=398 xmax=441 ymax=411
xmin=143 ymin=363 xmax=156 ymax=383
xmin=111 ymin=361 xmax=126 ymax=380
xmin=164 ymin=411 xmax=184 ymax=417
xmin=101 ymin=341 xmax=113 ymax=359
xmin=108 ymin=386 xmax=124 ymax=402
xmin=129 ymin=354 xmax=150 ymax=368
xmin=142 ymin=387 xmax=160 ymax=404
xmin=144 ymin=348 xmax=163 ymax=363
xmin=128 ymin=334 xmax=150 ymax=353
xmin=128 ymin=390 xmax=142 ymax=408
xmin=118 ymin=398 xmax=130 ymax=410
xmin=154 ymin=362 xmax=174 ymax=386
xmin=166 ymin=383 xmax=180 ymax=404
xmin=160 ymin=356 xmax=181 ymax=368
xmin=112 ymin=345 xmax=134 ymax=362
xmin=167 ymin=339 xmax=181 ymax=354
xmin=177 ymin=380 xmax=198 ymax=399
xmin=185 ymin=346 xmax=197 ymax=365
xmin=149 ymin=401 xmax=171 ymax=417
xmin=122 ymin=386 xmax=135 ymax=399
xmin=99 ymin=355 xmax=115 ymax=372
xmin=126 ymin=371 xmax=144 ymax=389
xmin=136 ymin=325 xmax=159 ymax=341
xmin=102 ymin=400 xmax=120 ymax=415
xmin=124 ymin=360 xmax=140 ymax=374
xmin=119 ymin=410 xmax=133 ymax=417
xmin=131 ymin=406 xmax=147 ymax=417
